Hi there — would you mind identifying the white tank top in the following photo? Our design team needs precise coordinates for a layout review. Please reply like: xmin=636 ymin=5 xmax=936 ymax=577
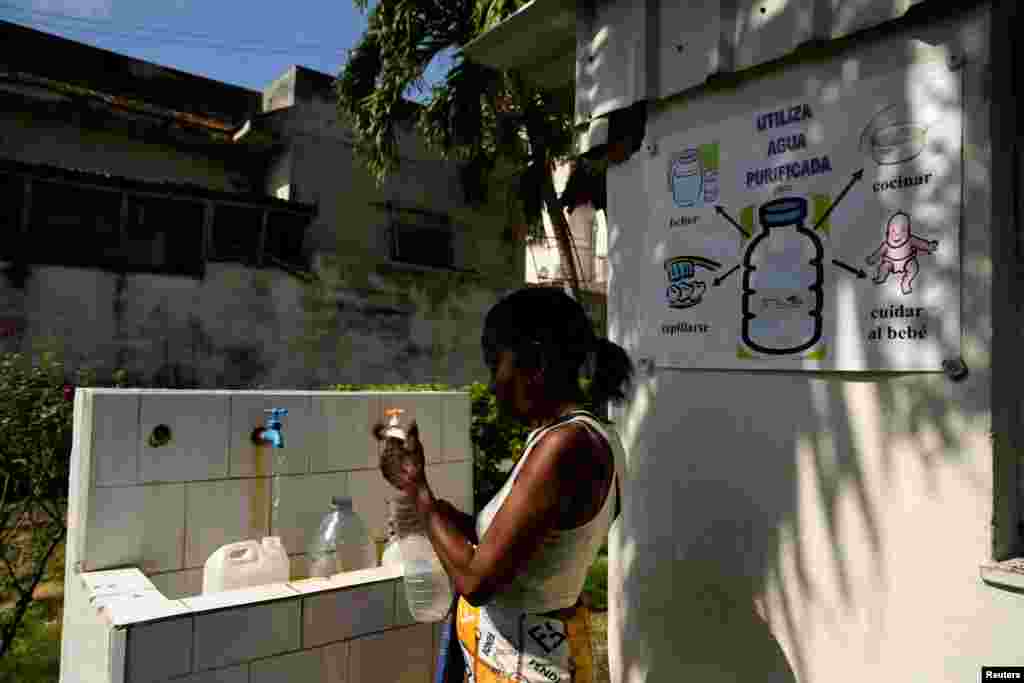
xmin=475 ymin=412 xmax=622 ymax=613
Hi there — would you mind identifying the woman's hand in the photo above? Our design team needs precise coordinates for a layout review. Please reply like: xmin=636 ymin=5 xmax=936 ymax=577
xmin=373 ymin=420 xmax=428 ymax=499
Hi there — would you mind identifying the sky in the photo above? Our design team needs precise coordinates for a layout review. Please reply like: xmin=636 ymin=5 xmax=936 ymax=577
xmin=0 ymin=0 xmax=454 ymax=98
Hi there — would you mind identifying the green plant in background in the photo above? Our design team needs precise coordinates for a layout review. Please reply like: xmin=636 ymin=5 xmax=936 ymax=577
xmin=0 ymin=352 xmax=87 ymax=664
xmin=0 ymin=353 xmax=130 ymax=674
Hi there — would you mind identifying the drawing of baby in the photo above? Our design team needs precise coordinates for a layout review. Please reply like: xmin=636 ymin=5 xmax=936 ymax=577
xmin=865 ymin=211 xmax=939 ymax=295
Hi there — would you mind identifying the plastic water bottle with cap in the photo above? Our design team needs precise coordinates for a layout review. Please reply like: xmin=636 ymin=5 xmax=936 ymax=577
xmin=308 ymin=497 xmax=376 ymax=578
xmin=382 ymin=408 xmax=454 ymax=622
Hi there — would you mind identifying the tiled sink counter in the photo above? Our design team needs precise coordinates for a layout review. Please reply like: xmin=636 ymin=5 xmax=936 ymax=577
xmin=67 ymin=564 xmax=444 ymax=683
xmin=61 ymin=389 xmax=473 ymax=683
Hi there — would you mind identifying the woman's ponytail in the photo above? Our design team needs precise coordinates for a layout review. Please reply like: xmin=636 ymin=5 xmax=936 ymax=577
xmin=589 ymin=337 xmax=634 ymax=406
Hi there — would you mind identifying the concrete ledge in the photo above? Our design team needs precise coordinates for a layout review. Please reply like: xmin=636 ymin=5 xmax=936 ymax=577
xmin=82 ymin=564 xmax=406 ymax=627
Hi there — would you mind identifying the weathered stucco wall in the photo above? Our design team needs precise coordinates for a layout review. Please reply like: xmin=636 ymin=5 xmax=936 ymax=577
xmin=606 ymin=4 xmax=1020 ymax=683
xmin=7 ymin=261 xmax=512 ymax=389
xmin=0 ymin=64 xmax=523 ymax=389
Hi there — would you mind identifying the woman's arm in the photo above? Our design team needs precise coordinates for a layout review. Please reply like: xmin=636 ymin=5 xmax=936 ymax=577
xmin=431 ymin=498 xmax=478 ymax=545
xmin=414 ymin=427 xmax=583 ymax=607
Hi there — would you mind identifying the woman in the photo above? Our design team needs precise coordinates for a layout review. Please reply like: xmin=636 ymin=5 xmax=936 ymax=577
xmin=376 ymin=287 xmax=633 ymax=683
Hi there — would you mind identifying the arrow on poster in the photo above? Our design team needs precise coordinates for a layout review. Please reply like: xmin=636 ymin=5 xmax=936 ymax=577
xmin=810 ymin=169 xmax=864 ymax=233
xmin=713 ymin=264 xmax=740 ymax=287
xmin=713 ymin=206 xmax=751 ymax=238
xmin=832 ymin=259 xmax=867 ymax=279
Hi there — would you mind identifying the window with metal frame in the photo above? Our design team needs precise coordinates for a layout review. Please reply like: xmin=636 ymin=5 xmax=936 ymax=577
xmin=30 ymin=180 xmax=121 ymax=268
xmin=123 ymin=195 xmax=204 ymax=276
xmin=210 ymin=204 xmax=263 ymax=265
xmin=389 ymin=205 xmax=455 ymax=269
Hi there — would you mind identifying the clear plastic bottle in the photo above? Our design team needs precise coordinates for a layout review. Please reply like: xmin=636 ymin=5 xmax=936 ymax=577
xmin=741 ymin=197 xmax=824 ymax=355
xmin=382 ymin=408 xmax=454 ymax=622
xmin=308 ymin=497 xmax=376 ymax=578
xmin=392 ymin=498 xmax=453 ymax=622
xmin=380 ymin=522 xmax=403 ymax=568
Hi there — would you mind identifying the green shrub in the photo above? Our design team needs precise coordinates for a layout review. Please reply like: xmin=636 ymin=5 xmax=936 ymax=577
xmin=582 ymin=555 xmax=608 ymax=611
xmin=0 ymin=353 xmax=131 ymax=665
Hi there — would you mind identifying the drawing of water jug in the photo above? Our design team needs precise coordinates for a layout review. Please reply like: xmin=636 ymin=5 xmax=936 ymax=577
xmin=670 ymin=148 xmax=703 ymax=207
xmin=741 ymin=197 xmax=824 ymax=355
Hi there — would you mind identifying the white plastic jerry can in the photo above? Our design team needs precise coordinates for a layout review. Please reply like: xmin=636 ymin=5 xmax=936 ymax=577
xmin=202 ymin=537 xmax=290 ymax=594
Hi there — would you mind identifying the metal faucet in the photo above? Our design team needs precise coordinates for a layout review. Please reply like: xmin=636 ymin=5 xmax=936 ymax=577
xmin=254 ymin=408 xmax=288 ymax=448
xmin=253 ymin=408 xmax=289 ymax=537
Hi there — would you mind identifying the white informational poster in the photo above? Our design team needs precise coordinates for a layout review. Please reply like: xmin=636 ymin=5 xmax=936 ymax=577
xmin=641 ymin=60 xmax=962 ymax=371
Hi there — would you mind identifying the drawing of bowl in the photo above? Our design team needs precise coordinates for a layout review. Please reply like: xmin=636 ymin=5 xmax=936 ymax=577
xmin=860 ymin=105 xmax=929 ymax=165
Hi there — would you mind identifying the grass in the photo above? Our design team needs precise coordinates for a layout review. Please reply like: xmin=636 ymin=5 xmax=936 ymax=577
xmin=0 ymin=600 xmax=62 ymax=683
xmin=582 ymin=542 xmax=609 ymax=611
xmin=0 ymin=517 xmax=66 ymax=683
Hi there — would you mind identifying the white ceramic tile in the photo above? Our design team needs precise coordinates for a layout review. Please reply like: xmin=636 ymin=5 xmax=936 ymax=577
xmin=87 ymin=484 xmax=186 ymax=574
xmin=184 ymin=478 xmax=271 ymax=569
xmin=125 ymin=615 xmax=194 ymax=682
xmin=302 ymin=581 xmax=394 ymax=648
xmin=267 ymin=471 xmax=349 ymax=556
xmin=442 ymin=394 xmax=472 ymax=463
xmin=139 ymin=394 xmax=230 ymax=484
xmin=348 ymin=624 xmax=433 ymax=683
xmin=287 ymin=567 xmax=402 ymax=596
xmin=312 ymin=395 xmax=379 ymax=472
xmin=147 ymin=568 xmax=204 ymax=601
xmin=346 ymin=468 xmax=402 ymax=545
xmin=322 ymin=641 xmax=350 ymax=683
xmin=95 ymin=591 xmax=191 ymax=628
xmin=92 ymin=392 xmax=141 ymax=487
xmin=60 ymin=564 xmax=111 ymax=683
xmin=164 ymin=663 xmax=248 ymax=683
xmin=376 ymin=394 xmax=442 ymax=464
xmin=250 ymin=649 xmax=322 ymax=683
xmin=192 ymin=599 xmax=301 ymax=671
xmin=82 ymin=568 xmax=157 ymax=598
xmin=182 ymin=584 xmax=298 ymax=613
xmin=110 ymin=626 xmax=127 ymax=683
xmin=425 ymin=462 xmax=474 ymax=517
xmin=228 ymin=394 xmax=317 ymax=478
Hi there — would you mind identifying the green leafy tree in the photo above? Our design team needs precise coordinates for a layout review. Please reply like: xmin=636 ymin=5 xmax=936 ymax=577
xmin=336 ymin=0 xmax=588 ymax=300
xmin=0 ymin=353 xmax=87 ymax=661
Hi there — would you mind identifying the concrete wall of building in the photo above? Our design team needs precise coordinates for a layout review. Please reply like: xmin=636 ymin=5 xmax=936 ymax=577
xmin=249 ymin=67 xmax=525 ymax=388
xmin=602 ymin=4 xmax=1022 ymax=683
xmin=0 ymin=63 xmax=523 ymax=389
xmin=0 ymin=107 xmax=243 ymax=191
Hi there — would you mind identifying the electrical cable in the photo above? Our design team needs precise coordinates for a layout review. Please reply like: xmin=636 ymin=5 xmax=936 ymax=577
xmin=0 ymin=1 xmax=338 ymax=49
xmin=0 ymin=3 xmax=345 ymax=57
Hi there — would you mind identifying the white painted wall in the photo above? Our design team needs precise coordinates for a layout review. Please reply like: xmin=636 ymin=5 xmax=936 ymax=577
xmin=62 ymin=388 xmax=470 ymax=682
xmin=605 ymin=6 xmax=1020 ymax=683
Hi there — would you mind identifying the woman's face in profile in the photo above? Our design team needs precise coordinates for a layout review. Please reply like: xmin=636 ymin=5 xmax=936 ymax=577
xmin=484 ymin=334 xmax=532 ymax=422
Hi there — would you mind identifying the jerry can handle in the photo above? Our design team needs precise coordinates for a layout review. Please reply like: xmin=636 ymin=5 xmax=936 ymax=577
xmin=226 ymin=541 xmax=258 ymax=564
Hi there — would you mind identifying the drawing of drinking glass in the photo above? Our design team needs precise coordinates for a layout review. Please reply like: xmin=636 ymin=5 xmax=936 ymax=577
xmin=670 ymin=149 xmax=703 ymax=207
